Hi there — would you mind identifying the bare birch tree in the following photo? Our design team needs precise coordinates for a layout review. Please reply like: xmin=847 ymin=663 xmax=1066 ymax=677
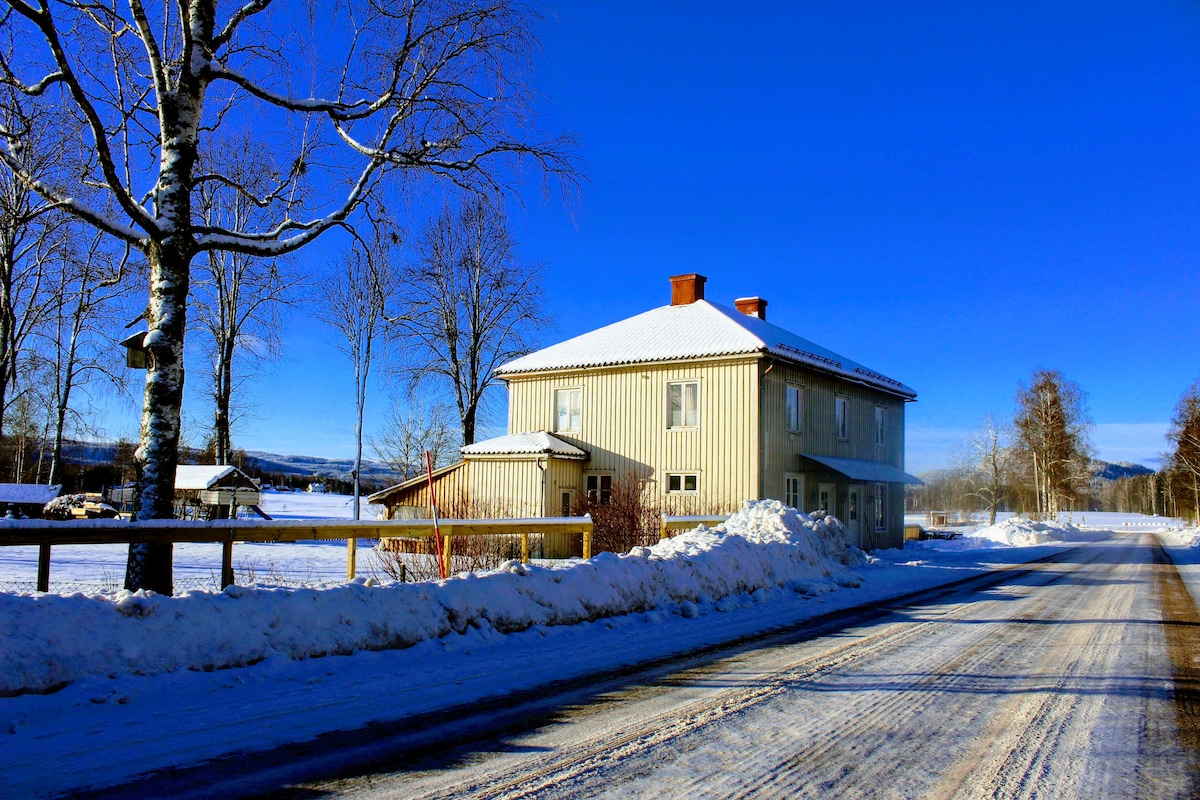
xmin=1012 ymin=369 xmax=1092 ymax=518
xmin=319 ymin=239 xmax=393 ymax=520
xmin=392 ymin=196 xmax=546 ymax=445
xmin=372 ymin=395 xmax=459 ymax=477
xmin=958 ymin=412 xmax=1013 ymax=525
xmin=193 ymin=137 xmax=301 ymax=466
xmin=1167 ymin=381 xmax=1200 ymax=525
xmin=0 ymin=102 xmax=66 ymax=446
xmin=42 ymin=228 xmax=135 ymax=485
xmin=1 ymin=0 xmax=576 ymax=592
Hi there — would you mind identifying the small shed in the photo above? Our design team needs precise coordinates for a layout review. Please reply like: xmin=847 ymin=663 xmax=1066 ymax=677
xmin=0 ymin=483 xmax=61 ymax=518
xmin=174 ymin=465 xmax=263 ymax=519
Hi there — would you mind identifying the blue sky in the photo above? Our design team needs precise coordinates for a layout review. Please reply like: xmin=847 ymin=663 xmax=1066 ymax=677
xmin=97 ymin=1 xmax=1200 ymax=473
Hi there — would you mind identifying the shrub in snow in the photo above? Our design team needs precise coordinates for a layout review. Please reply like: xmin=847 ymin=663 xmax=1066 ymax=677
xmin=0 ymin=500 xmax=865 ymax=694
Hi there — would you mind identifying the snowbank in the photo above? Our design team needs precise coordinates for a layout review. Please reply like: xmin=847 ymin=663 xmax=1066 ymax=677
xmin=968 ymin=517 xmax=1092 ymax=547
xmin=1 ymin=500 xmax=864 ymax=695
xmin=904 ymin=516 xmax=1103 ymax=552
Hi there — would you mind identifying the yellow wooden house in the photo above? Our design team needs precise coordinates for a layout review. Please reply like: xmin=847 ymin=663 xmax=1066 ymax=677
xmin=370 ymin=274 xmax=922 ymax=550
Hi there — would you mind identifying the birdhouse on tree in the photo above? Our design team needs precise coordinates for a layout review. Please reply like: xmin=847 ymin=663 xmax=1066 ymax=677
xmin=120 ymin=331 xmax=149 ymax=369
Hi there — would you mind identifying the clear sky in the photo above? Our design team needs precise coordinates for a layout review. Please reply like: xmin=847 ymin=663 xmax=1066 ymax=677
xmin=99 ymin=1 xmax=1200 ymax=474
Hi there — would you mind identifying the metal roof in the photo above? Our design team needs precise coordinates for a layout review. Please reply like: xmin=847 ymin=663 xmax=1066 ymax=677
xmin=460 ymin=432 xmax=588 ymax=459
xmin=801 ymin=454 xmax=925 ymax=485
xmin=174 ymin=465 xmax=257 ymax=491
xmin=498 ymin=300 xmax=916 ymax=399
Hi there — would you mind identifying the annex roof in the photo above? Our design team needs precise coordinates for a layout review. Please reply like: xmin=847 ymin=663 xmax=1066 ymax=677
xmin=498 ymin=300 xmax=916 ymax=399
xmin=461 ymin=432 xmax=589 ymax=459
xmin=366 ymin=461 xmax=465 ymax=505
xmin=0 ymin=484 xmax=61 ymax=506
xmin=801 ymin=454 xmax=925 ymax=485
xmin=175 ymin=465 xmax=257 ymax=491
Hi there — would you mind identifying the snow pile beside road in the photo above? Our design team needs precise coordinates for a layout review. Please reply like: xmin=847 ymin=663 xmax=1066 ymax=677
xmin=0 ymin=500 xmax=863 ymax=695
xmin=1157 ymin=528 xmax=1200 ymax=548
xmin=970 ymin=517 xmax=1089 ymax=547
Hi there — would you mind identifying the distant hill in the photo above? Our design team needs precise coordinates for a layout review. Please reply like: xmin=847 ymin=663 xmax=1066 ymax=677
xmin=57 ymin=440 xmax=404 ymax=486
xmin=1091 ymin=460 xmax=1155 ymax=481
xmin=241 ymin=451 xmax=402 ymax=484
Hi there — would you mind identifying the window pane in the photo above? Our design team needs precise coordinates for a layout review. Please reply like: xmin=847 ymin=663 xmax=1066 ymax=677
xmin=786 ymin=385 xmax=801 ymax=431
xmin=556 ymin=389 xmax=581 ymax=431
xmin=684 ymin=474 xmax=697 ymax=491
xmin=684 ymin=383 xmax=699 ymax=427
xmin=668 ymin=475 xmax=681 ymax=492
xmin=836 ymin=396 xmax=847 ymax=439
xmin=668 ymin=384 xmax=683 ymax=427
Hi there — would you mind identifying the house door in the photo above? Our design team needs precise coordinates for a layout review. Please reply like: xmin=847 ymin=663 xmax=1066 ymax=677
xmin=847 ymin=485 xmax=863 ymax=548
xmin=818 ymin=482 xmax=835 ymax=515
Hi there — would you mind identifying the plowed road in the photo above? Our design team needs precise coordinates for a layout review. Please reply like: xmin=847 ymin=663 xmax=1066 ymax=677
xmin=118 ymin=534 xmax=1200 ymax=799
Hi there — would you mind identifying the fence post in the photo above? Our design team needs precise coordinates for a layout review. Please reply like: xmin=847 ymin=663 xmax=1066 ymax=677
xmin=660 ymin=515 xmax=669 ymax=541
xmin=37 ymin=543 xmax=50 ymax=592
xmin=441 ymin=529 xmax=453 ymax=578
xmin=582 ymin=516 xmax=593 ymax=560
xmin=346 ymin=538 xmax=357 ymax=580
xmin=521 ymin=531 xmax=529 ymax=564
xmin=221 ymin=539 xmax=235 ymax=589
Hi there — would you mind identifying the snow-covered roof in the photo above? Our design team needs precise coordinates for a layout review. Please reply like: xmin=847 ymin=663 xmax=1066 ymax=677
xmin=175 ymin=465 xmax=256 ymax=491
xmin=0 ymin=484 xmax=60 ymax=506
xmin=498 ymin=300 xmax=916 ymax=399
xmin=461 ymin=432 xmax=589 ymax=459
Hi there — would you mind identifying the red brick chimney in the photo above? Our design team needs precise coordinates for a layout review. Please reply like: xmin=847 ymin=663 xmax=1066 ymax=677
xmin=670 ymin=274 xmax=706 ymax=306
xmin=734 ymin=296 xmax=767 ymax=320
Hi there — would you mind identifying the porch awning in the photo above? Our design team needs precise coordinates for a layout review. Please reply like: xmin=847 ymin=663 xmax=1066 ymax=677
xmin=800 ymin=454 xmax=925 ymax=485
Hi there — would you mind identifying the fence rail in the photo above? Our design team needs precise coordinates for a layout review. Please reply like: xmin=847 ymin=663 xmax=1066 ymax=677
xmin=0 ymin=517 xmax=594 ymax=593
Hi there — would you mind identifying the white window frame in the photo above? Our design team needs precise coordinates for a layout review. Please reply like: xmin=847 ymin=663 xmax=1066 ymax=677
xmin=784 ymin=473 xmax=803 ymax=509
xmin=666 ymin=472 xmax=700 ymax=495
xmin=875 ymin=404 xmax=888 ymax=448
xmin=786 ymin=383 xmax=803 ymax=433
xmin=666 ymin=380 xmax=700 ymax=429
xmin=874 ymin=482 xmax=888 ymax=531
xmin=835 ymin=395 xmax=849 ymax=441
xmin=585 ymin=473 xmax=613 ymax=506
xmin=554 ymin=387 xmax=582 ymax=433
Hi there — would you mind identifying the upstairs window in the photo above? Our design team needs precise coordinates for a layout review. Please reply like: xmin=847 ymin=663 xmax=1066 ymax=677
xmin=875 ymin=405 xmax=888 ymax=448
xmin=835 ymin=395 xmax=849 ymax=441
xmin=554 ymin=388 xmax=582 ymax=432
xmin=786 ymin=384 xmax=803 ymax=432
xmin=667 ymin=380 xmax=700 ymax=429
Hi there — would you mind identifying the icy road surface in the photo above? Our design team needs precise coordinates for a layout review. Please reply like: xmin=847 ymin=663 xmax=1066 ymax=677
xmin=207 ymin=533 xmax=1198 ymax=799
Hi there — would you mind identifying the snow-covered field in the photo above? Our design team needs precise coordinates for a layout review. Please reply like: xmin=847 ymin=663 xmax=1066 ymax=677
xmin=0 ymin=501 xmax=1194 ymax=798
xmin=0 ymin=489 xmax=384 ymax=593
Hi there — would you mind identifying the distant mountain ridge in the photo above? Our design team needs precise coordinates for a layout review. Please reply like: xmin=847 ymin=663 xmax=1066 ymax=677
xmin=241 ymin=451 xmax=402 ymax=483
xmin=58 ymin=440 xmax=404 ymax=485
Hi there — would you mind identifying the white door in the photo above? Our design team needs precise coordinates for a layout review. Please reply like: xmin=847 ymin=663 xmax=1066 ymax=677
xmin=847 ymin=485 xmax=863 ymax=548
xmin=818 ymin=482 xmax=835 ymax=515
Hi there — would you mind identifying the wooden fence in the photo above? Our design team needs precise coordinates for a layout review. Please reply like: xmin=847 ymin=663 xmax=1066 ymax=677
xmin=0 ymin=513 xmax=731 ymax=593
xmin=0 ymin=517 xmax=594 ymax=593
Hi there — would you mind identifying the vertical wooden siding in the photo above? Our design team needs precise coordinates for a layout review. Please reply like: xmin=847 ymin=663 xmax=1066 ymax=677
xmin=758 ymin=359 xmax=910 ymax=548
xmin=506 ymin=358 xmax=760 ymax=514
xmin=383 ymin=461 xmax=471 ymax=519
